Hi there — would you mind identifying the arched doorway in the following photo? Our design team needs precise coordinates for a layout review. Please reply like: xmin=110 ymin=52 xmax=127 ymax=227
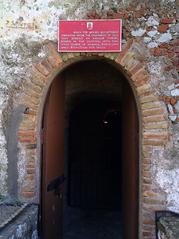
xmin=41 ymin=59 xmax=139 ymax=239
xmin=17 ymin=41 xmax=170 ymax=239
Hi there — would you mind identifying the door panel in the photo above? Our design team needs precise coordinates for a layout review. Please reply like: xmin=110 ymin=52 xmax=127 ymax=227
xmin=122 ymin=82 xmax=139 ymax=239
xmin=42 ymin=77 xmax=65 ymax=239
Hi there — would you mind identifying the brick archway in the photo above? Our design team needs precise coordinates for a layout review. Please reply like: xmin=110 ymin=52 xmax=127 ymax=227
xmin=17 ymin=40 xmax=169 ymax=238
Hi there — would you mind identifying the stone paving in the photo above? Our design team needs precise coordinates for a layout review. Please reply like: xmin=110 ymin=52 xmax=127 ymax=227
xmin=63 ymin=206 xmax=123 ymax=239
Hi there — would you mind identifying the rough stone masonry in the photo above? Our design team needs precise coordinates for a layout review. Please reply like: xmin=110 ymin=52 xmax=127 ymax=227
xmin=0 ymin=0 xmax=178 ymax=238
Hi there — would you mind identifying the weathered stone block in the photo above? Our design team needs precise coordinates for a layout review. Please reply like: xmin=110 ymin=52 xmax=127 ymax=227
xmin=0 ymin=205 xmax=38 ymax=239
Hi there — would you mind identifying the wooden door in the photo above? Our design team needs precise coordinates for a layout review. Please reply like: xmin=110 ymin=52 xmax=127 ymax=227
xmin=41 ymin=76 xmax=65 ymax=239
xmin=122 ymin=82 xmax=139 ymax=239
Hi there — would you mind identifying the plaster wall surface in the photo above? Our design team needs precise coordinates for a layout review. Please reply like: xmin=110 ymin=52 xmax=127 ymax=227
xmin=0 ymin=0 xmax=178 ymax=218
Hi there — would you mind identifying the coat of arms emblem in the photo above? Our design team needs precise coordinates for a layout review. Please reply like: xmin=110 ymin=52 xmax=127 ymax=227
xmin=87 ymin=22 xmax=93 ymax=30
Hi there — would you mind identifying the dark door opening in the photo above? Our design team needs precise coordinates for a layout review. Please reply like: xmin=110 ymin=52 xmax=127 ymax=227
xmin=41 ymin=60 xmax=139 ymax=239
xmin=63 ymin=98 xmax=123 ymax=239
xmin=68 ymin=99 xmax=122 ymax=209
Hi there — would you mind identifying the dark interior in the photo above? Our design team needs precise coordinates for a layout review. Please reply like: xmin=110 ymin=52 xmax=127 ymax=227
xmin=62 ymin=61 xmax=126 ymax=239
xmin=68 ymin=98 xmax=122 ymax=209
xmin=63 ymin=97 xmax=123 ymax=239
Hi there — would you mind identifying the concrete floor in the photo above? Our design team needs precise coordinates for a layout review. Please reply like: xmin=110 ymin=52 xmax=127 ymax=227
xmin=63 ymin=206 xmax=123 ymax=239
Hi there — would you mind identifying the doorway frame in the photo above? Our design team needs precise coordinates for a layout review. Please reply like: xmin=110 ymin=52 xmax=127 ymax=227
xmin=17 ymin=41 xmax=170 ymax=239
xmin=41 ymin=56 xmax=141 ymax=239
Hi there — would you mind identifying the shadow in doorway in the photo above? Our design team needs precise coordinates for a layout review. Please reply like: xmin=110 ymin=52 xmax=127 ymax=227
xmin=63 ymin=207 xmax=122 ymax=239
xmin=63 ymin=98 xmax=123 ymax=239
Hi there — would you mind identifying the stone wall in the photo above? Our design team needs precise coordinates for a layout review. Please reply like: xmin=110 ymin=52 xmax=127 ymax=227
xmin=156 ymin=212 xmax=179 ymax=239
xmin=0 ymin=204 xmax=38 ymax=239
xmin=0 ymin=0 xmax=178 ymax=238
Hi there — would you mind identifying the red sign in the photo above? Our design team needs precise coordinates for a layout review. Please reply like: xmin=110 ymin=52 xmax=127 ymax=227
xmin=58 ymin=20 xmax=122 ymax=52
